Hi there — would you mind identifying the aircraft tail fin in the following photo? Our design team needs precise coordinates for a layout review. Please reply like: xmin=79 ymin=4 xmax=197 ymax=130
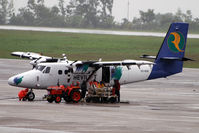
xmin=148 ymin=23 xmax=189 ymax=79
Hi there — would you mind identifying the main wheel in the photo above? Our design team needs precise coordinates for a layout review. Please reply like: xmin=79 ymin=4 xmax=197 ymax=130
xmin=55 ymin=96 xmax=62 ymax=103
xmin=70 ymin=90 xmax=81 ymax=103
xmin=27 ymin=92 xmax=35 ymax=101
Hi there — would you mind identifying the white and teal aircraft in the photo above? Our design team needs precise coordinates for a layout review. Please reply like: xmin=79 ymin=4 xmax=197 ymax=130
xmin=8 ymin=23 xmax=192 ymax=101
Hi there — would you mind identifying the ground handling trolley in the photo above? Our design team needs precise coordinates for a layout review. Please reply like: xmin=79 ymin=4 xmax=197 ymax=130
xmin=46 ymin=85 xmax=82 ymax=103
xmin=85 ymin=82 xmax=118 ymax=103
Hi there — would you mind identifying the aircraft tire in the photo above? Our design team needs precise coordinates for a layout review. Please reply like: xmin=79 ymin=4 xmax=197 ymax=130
xmin=55 ymin=96 xmax=62 ymax=103
xmin=27 ymin=92 xmax=35 ymax=101
xmin=70 ymin=90 xmax=81 ymax=103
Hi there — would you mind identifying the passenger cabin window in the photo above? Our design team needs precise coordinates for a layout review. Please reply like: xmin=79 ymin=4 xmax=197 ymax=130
xmin=64 ymin=70 xmax=68 ymax=75
xmin=36 ymin=65 xmax=45 ymax=71
xmin=44 ymin=67 xmax=51 ymax=74
xmin=58 ymin=70 xmax=62 ymax=75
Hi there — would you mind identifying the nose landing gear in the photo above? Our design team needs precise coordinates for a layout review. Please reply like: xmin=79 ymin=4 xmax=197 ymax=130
xmin=18 ymin=88 xmax=35 ymax=101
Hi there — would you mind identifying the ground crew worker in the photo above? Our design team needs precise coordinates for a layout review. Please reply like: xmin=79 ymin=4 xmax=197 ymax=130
xmin=114 ymin=80 xmax=120 ymax=103
xmin=81 ymin=81 xmax=87 ymax=99
xmin=18 ymin=88 xmax=28 ymax=101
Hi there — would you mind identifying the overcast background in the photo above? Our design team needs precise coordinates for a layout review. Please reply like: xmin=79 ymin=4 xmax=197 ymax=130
xmin=13 ymin=0 xmax=199 ymax=22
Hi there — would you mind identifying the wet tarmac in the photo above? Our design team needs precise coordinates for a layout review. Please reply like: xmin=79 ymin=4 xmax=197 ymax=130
xmin=0 ymin=59 xmax=199 ymax=133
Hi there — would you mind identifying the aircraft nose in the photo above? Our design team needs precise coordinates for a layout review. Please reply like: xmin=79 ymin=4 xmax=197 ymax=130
xmin=8 ymin=75 xmax=24 ymax=86
xmin=8 ymin=76 xmax=14 ymax=86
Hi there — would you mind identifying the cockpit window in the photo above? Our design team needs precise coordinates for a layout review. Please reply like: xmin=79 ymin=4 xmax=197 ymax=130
xmin=44 ymin=67 xmax=51 ymax=74
xmin=35 ymin=65 xmax=46 ymax=71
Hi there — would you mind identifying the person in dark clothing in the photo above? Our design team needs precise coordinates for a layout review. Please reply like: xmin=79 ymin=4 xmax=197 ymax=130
xmin=114 ymin=80 xmax=120 ymax=103
xmin=81 ymin=81 xmax=87 ymax=99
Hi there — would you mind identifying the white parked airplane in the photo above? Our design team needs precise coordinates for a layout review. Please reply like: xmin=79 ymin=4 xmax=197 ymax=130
xmin=8 ymin=23 xmax=192 ymax=101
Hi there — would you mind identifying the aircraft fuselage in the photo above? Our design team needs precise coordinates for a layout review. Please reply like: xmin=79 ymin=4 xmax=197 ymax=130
xmin=8 ymin=60 xmax=153 ymax=89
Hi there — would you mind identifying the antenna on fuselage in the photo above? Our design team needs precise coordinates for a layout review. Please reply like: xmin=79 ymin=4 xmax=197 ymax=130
xmin=62 ymin=53 xmax=68 ymax=63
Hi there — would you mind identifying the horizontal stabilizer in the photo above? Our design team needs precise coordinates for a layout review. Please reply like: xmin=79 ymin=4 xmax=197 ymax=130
xmin=140 ymin=54 xmax=156 ymax=59
xmin=160 ymin=57 xmax=194 ymax=61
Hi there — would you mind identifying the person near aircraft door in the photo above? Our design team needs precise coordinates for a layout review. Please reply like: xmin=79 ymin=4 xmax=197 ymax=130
xmin=114 ymin=80 xmax=120 ymax=103
xmin=81 ymin=81 xmax=87 ymax=99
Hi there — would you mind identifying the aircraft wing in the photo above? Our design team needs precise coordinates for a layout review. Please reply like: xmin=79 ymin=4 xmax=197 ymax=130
xmin=11 ymin=52 xmax=52 ymax=60
xmin=74 ymin=60 xmax=154 ymax=82
xmin=75 ymin=60 xmax=154 ymax=68
xmin=92 ymin=60 xmax=154 ymax=67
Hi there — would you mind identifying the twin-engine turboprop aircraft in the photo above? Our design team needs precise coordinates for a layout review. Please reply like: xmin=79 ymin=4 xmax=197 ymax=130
xmin=8 ymin=23 xmax=192 ymax=101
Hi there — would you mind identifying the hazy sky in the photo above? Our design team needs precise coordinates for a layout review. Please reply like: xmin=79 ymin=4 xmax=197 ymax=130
xmin=13 ymin=0 xmax=199 ymax=22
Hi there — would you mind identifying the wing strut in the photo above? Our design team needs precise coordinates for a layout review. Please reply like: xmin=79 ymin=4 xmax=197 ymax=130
xmin=86 ymin=67 xmax=101 ymax=83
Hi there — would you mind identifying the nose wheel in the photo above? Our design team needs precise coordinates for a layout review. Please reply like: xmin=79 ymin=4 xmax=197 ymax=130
xmin=27 ymin=91 xmax=35 ymax=101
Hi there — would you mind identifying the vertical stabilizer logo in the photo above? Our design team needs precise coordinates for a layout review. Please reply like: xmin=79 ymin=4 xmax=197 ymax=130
xmin=167 ymin=32 xmax=185 ymax=53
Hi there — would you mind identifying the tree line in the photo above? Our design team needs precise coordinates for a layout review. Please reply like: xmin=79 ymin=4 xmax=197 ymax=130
xmin=1 ymin=0 xmax=199 ymax=33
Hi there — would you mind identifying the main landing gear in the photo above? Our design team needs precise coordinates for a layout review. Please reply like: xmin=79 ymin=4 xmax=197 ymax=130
xmin=18 ymin=88 xmax=35 ymax=101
